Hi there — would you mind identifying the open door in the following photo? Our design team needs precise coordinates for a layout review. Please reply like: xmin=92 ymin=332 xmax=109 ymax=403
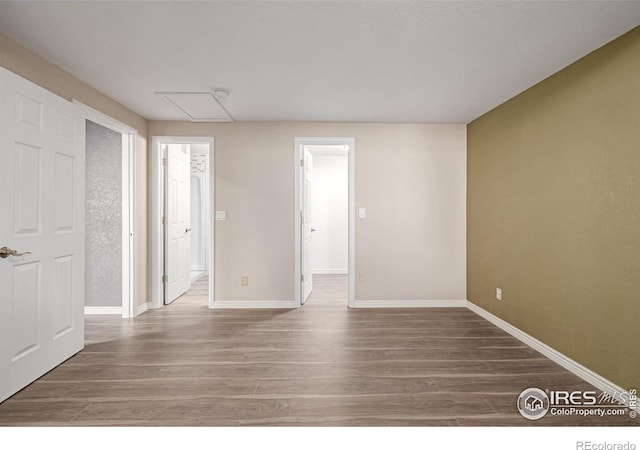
xmin=165 ymin=143 xmax=191 ymax=304
xmin=301 ymin=148 xmax=313 ymax=304
xmin=0 ymin=67 xmax=85 ymax=402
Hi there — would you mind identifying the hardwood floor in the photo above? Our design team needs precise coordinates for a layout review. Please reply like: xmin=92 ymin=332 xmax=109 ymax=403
xmin=0 ymin=275 xmax=636 ymax=426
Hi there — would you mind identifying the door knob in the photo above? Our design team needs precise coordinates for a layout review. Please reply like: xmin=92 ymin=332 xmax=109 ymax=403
xmin=185 ymin=227 xmax=192 ymax=233
xmin=311 ymin=228 xmax=316 ymax=232
xmin=0 ymin=246 xmax=31 ymax=259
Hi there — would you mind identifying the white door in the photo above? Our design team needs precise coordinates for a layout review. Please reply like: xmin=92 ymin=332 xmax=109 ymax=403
xmin=165 ymin=143 xmax=191 ymax=304
xmin=0 ymin=67 xmax=85 ymax=403
xmin=301 ymin=148 xmax=313 ymax=303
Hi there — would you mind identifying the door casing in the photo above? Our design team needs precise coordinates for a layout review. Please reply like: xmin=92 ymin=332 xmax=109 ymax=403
xmin=151 ymin=136 xmax=214 ymax=309
xmin=294 ymin=137 xmax=355 ymax=307
xmin=74 ymin=101 xmax=137 ymax=318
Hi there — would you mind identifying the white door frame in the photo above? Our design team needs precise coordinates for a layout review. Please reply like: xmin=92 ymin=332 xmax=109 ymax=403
xmin=74 ymin=101 xmax=137 ymax=319
xmin=294 ymin=137 xmax=355 ymax=308
xmin=151 ymin=136 xmax=215 ymax=309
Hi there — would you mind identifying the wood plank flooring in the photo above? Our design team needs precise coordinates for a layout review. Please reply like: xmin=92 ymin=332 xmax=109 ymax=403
xmin=0 ymin=274 xmax=636 ymax=426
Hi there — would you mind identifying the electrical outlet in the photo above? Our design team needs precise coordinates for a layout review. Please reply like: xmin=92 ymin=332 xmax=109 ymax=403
xmin=496 ymin=287 xmax=502 ymax=301
xmin=241 ymin=276 xmax=248 ymax=286
xmin=358 ymin=273 xmax=365 ymax=282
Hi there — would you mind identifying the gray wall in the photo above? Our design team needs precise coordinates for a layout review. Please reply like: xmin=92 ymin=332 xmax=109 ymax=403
xmin=85 ymin=120 xmax=122 ymax=307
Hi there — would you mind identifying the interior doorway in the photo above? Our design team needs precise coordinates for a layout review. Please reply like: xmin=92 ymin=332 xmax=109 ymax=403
xmin=151 ymin=137 xmax=214 ymax=309
xmin=295 ymin=138 xmax=355 ymax=307
xmin=77 ymin=102 xmax=137 ymax=318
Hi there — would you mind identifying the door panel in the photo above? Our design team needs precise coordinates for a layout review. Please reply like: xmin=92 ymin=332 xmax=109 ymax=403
xmin=53 ymin=255 xmax=74 ymax=338
xmin=165 ymin=144 xmax=191 ymax=304
xmin=54 ymin=153 xmax=74 ymax=231
xmin=0 ymin=67 xmax=85 ymax=403
xmin=14 ymin=143 xmax=41 ymax=234
xmin=301 ymin=148 xmax=313 ymax=303
xmin=11 ymin=262 xmax=40 ymax=360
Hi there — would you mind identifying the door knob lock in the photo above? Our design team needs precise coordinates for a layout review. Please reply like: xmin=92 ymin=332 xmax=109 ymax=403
xmin=0 ymin=246 xmax=31 ymax=259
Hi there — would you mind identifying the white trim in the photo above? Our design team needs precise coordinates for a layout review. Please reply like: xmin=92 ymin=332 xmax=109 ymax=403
xmin=206 ymin=146 xmax=215 ymax=309
xmin=121 ymin=132 xmax=134 ymax=318
xmin=84 ymin=306 xmax=122 ymax=315
xmin=190 ymin=270 xmax=207 ymax=283
xmin=347 ymin=140 xmax=355 ymax=308
xmin=312 ymin=269 xmax=348 ymax=275
xmin=295 ymin=137 xmax=355 ymax=309
xmin=466 ymin=300 xmax=638 ymax=410
xmin=353 ymin=300 xmax=467 ymax=308
xmin=74 ymin=100 xmax=138 ymax=319
xmin=151 ymin=136 xmax=215 ymax=310
xmin=212 ymin=300 xmax=298 ymax=309
xmin=135 ymin=302 xmax=149 ymax=316
xmin=151 ymin=137 xmax=163 ymax=309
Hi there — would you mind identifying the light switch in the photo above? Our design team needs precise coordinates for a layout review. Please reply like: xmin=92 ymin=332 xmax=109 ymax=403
xmin=359 ymin=208 xmax=366 ymax=219
xmin=215 ymin=211 xmax=226 ymax=221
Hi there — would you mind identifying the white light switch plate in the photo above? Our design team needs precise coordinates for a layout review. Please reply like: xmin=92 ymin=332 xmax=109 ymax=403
xmin=215 ymin=211 xmax=226 ymax=221
xmin=359 ymin=208 xmax=366 ymax=219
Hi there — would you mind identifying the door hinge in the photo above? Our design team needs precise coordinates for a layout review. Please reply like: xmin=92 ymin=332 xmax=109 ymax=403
xmin=162 ymin=216 xmax=167 ymax=225
xmin=162 ymin=275 xmax=168 ymax=283
xmin=300 ymin=159 xmax=304 ymax=167
xmin=162 ymin=158 xmax=168 ymax=166
xmin=301 ymin=274 xmax=304 ymax=282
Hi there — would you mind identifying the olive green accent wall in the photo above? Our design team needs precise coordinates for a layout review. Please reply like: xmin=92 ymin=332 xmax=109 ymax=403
xmin=467 ymin=27 xmax=640 ymax=389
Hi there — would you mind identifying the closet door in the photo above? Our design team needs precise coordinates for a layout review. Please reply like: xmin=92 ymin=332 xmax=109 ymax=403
xmin=0 ymin=67 xmax=85 ymax=402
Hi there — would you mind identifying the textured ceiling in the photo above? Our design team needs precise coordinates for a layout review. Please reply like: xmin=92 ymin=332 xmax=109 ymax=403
xmin=0 ymin=1 xmax=639 ymax=123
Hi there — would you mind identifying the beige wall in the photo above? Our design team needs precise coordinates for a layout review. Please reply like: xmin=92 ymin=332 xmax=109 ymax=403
xmin=148 ymin=122 xmax=467 ymax=303
xmin=0 ymin=33 xmax=149 ymax=310
xmin=467 ymin=27 xmax=640 ymax=389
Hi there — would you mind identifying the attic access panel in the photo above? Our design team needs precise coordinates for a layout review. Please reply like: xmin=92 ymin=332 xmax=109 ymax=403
xmin=157 ymin=92 xmax=233 ymax=122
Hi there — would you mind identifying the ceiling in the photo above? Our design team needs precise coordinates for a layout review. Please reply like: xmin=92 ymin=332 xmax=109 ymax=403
xmin=0 ymin=1 xmax=639 ymax=124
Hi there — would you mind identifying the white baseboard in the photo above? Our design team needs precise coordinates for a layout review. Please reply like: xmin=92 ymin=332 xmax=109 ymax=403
xmin=352 ymin=299 xmax=467 ymax=308
xmin=135 ymin=302 xmax=149 ymax=316
xmin=84 ymin=306 xmax=122 ymax=315
xmin=212 ymin=300 xmax=298 ymax=309
xmin=190 ymin=270 xmax=206 ymax=283
xmin=312 ymin=269 xmax=348 ymax=275
xmin=466 ymin=300 xmax=637 ymax=411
